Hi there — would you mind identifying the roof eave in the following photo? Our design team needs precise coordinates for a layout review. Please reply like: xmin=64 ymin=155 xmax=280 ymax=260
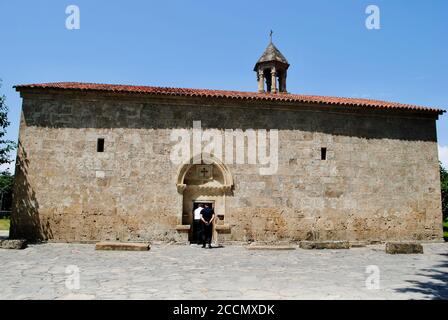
xmin=13 ymin=83 xmax=446 ymax=116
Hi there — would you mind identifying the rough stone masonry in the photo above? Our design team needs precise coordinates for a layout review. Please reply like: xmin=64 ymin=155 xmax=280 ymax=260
xmin=9 ymin=41 xmax=446 ymax=244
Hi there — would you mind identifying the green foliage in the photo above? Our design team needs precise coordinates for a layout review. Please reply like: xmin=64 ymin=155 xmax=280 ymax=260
xmin=0 ymin=171 xmax=13 ymax=192
xmin=0 ymin=80 xmax=15 ymax=213
xmin=0 ymin=171 xmax=13 ymax=211
xmin=441 ymin=163 xmax=448 ymax=222
xmin=444 ymin=220 xmax=448 ymax=240
xmin=0 ymin=79 xmax=16 ymax=172
xmin=0 ymin=218 xmax=9 ymax=230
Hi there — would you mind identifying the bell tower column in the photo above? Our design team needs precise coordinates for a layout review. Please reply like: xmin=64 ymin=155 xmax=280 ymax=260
xmin=257 ymin=70 xmax=265 ymax=93
xmin=271 ymin=67 xmax=277 ymax=93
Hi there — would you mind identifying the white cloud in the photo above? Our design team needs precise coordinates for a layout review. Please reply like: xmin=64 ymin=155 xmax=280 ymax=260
xmin=439 ymin=144 xmax=448 ymax=169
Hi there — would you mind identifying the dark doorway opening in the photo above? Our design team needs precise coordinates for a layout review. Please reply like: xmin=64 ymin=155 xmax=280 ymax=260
xmin=191 ymin=202 xmax=213 ymax=243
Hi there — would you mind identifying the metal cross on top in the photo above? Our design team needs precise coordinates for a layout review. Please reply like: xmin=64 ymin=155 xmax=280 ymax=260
xmin=270 ymin=30 xmax=273 ymax=43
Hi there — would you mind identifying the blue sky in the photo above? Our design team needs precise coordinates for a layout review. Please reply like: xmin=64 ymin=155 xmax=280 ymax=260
xmin=1 ymin=0 xmax=447 ymax=170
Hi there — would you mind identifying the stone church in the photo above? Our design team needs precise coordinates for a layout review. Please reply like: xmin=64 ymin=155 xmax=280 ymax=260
xmin=11 ymin=40 xmax=445 ymax=244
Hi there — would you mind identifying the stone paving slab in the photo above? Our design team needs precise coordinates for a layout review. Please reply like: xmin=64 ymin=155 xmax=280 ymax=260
xmin=0 ymin=242 xmax=447 ymax=300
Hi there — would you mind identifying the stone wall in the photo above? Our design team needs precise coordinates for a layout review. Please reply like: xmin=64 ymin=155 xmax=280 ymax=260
xmin=10 ymin=91 xmax=444 ymax=242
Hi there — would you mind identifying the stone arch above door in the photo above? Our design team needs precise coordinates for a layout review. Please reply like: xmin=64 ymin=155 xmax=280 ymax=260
xmin=176 ymin=154 xmax=233 ymax=194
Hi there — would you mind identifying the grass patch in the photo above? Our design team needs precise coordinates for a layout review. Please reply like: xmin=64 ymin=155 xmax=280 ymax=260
xmin=0 ymin=218 xmax=10 ymax=231
xmin=444 ymin=219 xmax=448 ymax=241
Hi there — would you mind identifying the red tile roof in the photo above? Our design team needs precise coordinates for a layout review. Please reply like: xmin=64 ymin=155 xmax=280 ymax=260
xmin=14 ymin=82 xmax=445 ymax=115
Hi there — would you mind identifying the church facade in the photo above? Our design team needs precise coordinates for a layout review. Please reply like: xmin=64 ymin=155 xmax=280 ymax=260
xmin=11 ymin=41 xmax=445 ymax=243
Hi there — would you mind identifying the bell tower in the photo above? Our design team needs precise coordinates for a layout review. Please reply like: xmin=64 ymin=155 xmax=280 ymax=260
xmin=254 ymin=31 xmax=290 ymax=93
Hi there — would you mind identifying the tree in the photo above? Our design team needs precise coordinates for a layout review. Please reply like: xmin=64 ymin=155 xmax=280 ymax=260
xmin=0 ymin=79 xmax=15 ymax=172
xmin=0 ymin=79 xmax=16 ymax=217
xmin=441 ymin=163 xmax=448 ymax=222
xmin=0 ymin=80 xmax=16 ymax=172
xmin=0 ymin=171 xmax=13 ymax=212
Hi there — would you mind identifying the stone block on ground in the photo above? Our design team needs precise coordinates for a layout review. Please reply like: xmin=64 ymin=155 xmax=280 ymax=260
xmin=95 ymin=242 xmax=150 ymax=251
xmin=349 ymin=241 xmax=368 ymax=248
xmin=300 ymin=241 xmax=350 ymax=250
xmin=0 ymin=239 xmax=27 ymax=250
xmin=385 ymin=242 xmax=423 ymax=254
xmin=175 ymin=225 xmax=191 ymax=244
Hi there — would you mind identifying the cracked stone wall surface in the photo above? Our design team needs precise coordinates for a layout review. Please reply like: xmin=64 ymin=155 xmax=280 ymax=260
xmin=10 ymin=90 xmax=444 ymax=243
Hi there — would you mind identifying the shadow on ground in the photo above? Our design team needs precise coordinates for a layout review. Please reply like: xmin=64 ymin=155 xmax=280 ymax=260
xmin=395 ymin=253 xmax=448 ymax=299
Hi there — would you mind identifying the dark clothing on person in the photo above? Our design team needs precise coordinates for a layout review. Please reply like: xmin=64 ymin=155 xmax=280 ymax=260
xmin=201 ymin=207 xmax=214 ymax=222
xmin=193 ymin=220 xmax=202 ymax=244
xmin=201 ymin=207 xmax=215 ymax=247
xmin=202 ymin=223 xmax=213 ymax=246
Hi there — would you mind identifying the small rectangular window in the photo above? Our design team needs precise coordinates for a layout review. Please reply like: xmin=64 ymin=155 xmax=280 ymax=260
xmin=97 ymin=138 xmax=105 ymax=152
xmin=321 ymin=147 xmax=327 ymax=160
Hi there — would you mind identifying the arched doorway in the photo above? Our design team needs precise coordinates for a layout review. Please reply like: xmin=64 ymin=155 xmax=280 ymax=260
xmin=176 ymin=155 xmax=233 ymax=243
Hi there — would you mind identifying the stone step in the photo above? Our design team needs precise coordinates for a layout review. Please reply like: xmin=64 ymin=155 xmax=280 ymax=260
xmin=385 ymin=242 xmax=423 ymax=254
xmin=0 ymin=239 xmax=27 ymax=250
xmin=300 ymin=241 xmax=350 ymax=249
xmin=95 ymin=242 xmax=150 ymax=251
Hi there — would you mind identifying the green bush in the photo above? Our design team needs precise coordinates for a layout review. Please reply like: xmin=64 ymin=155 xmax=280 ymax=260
xmin=441 ymin=164 xmax=448 ymax=222
xmin=0 ymin=172 xmax=13 ymax=211
xmin=0 ymin=218 xmax=9 ymax=230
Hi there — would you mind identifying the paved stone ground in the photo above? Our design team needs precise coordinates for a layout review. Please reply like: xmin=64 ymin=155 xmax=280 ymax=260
xmin=0 ymin=239 xmax=447 ymax=300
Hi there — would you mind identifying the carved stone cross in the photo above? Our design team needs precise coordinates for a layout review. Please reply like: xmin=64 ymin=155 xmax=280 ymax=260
xmin=196 ymin=165 xmax=213 ymax=180
xmin=200 ymin=167 xmax=209 ymax=177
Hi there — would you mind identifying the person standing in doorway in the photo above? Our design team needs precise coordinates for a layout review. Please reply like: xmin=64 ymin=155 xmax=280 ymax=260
xmin=193 ymin=204 xmax=204 ymax=244
xmin=200 ymin=204 xmax=215 ymax=249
